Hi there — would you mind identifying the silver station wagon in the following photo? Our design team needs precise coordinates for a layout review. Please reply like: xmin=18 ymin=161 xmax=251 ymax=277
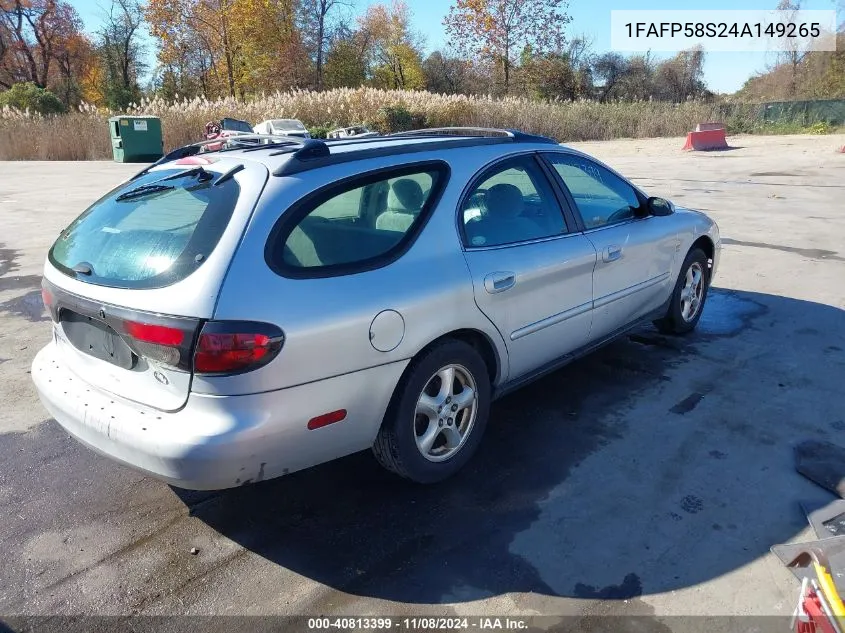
xmin=32 ymin=128 xmax=720 ymax=489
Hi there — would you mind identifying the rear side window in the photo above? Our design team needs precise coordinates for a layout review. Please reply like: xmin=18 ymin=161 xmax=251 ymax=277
xmin=267 ymin=163 xmax=447 ymax=276
xmin=49 ymin=167 xmax=241 ymax=289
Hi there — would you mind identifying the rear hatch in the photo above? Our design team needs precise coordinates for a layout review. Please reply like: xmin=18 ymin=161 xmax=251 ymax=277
xmin=42 ymin=156 xmax=269 ymax=411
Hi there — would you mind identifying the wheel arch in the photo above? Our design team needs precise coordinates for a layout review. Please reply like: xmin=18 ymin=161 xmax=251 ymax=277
xmin=415 ymin=328 xmax=502 ymax=387
xmin=690 ymin=235 xmax=715 ymax=275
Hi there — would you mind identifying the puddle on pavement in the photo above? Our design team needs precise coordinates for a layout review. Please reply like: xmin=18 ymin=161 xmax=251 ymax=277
xmin=0 ymin=274 xmax=41 ymax=293
xmin=698 ymin=289 xmax=768 ymax=337
xmin=0 ymin=243 xmax=46 ymax=322
xmin=0 ymin=245 xmax=19 ymax=277
xmin=0 ymin=290 xmax=48 ymax=322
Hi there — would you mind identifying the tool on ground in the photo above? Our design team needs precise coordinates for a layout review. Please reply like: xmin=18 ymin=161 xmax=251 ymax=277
xmin=787 ymin=546 xmax=845 ymax=633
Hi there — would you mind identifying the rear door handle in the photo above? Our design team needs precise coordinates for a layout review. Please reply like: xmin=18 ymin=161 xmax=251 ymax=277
xmin=603 ymin=245 xmax=623 ymax=262
xmin=484 ymin=272 xmax=516 ymax=294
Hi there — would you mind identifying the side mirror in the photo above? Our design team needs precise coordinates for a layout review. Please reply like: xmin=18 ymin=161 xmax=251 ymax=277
xmin=647 ymin=197 xmax=674 ymax=217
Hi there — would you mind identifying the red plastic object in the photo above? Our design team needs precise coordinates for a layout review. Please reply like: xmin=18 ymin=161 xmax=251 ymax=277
xmin=798 ymin=588 xmax=840 ymax=633
xmin=838 ymin=146 xmax=844 ymax=154
xmin=175 ymin=156 xmax=216 ymax=165
xmin=682 ymin=128 xmax=729 ymax=151
xmin=307 ymin=409 xmax=348 ymax=430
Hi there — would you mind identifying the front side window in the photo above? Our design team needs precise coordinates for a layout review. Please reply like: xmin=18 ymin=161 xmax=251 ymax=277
xmin=546 ymin=154 xmax=641 ymax=229
xmin=271 ymin=165 xmax=445 ymax=273
xmin=461 ymin=157 xmax=567 ymax=248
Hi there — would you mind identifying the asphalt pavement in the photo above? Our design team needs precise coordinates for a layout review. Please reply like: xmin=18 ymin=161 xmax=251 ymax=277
xmin=1 ymin=133 xmax=844 ymax=624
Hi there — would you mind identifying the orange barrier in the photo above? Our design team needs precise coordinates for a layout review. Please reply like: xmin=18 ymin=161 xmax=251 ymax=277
xmin=682 ymin=128 xmax=729 ymax=151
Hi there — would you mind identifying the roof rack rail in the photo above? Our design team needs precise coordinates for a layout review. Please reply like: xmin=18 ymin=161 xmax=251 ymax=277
xmin=389 ymin=127 xmax=557 ymax=144
xmin=272 ymin=128 xmax=555 ymax=177
xmin=130 ymin=134 xmax=323 ymax=180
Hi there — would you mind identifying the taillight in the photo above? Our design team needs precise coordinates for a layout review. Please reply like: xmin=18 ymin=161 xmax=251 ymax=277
xmin=41 ymin=285 xmax=54 ymax=320
xmin=124 ymin=321 xmax=185 ymax=346
xmin=123 ymin=320 xmax=189 ymax=367
xmin=193 ymin=321 xmax=284 ymax=375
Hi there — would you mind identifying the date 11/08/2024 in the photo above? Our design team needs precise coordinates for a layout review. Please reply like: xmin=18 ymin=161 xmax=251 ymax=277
xmin=307 ymin=617 xmax=529 ymax=630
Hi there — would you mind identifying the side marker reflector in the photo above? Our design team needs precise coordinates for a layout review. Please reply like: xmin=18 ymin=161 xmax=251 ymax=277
xmin=307 ymin=409 xmax=347 ymax=430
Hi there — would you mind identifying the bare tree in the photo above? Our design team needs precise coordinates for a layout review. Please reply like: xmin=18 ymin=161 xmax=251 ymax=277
xmin=777 ymin=0 xmax=807 ymax=97
xmin=299 ymin=0 xmax=351 ymax=89
xmin=593 ymin=52 xmax=627 ymax=102
xmin=98 ymin=0 xmax=145 ymax=108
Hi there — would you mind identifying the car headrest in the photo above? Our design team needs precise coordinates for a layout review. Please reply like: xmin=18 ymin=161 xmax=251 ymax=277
xmin=388 ymin=178 xmax=425 ymax=212
xmin=485 ymin=183 xmax=524 ymax=218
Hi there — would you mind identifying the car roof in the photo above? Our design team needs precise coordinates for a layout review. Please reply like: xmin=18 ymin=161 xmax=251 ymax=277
xmin=145 ymin=128 xmax=573 ymax=180
xmin=249 ymin=130 xmax=561 ymax=173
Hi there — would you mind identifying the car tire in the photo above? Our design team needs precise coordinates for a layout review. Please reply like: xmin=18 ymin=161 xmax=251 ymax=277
xmin=654 ymin=247 xmax=710 ymax=335
xmin=373 ymin=339 xmax=491 ymax=483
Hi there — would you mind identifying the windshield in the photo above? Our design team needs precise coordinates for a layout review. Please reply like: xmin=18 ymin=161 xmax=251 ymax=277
xmin=221 ymin=118 xmax=252 ymax=132
xmin=272 ymin=119 xmax=306 ymax=130
xmin=49 ymin=168 xmax=241 ymax=289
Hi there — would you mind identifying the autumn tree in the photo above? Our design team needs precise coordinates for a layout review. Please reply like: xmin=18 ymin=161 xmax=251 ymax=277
xmin=0 ymin=0 xmax=86 ymax=91
xmin=323 ymin=25 xmax=368 ymax=88
xmin=422 ymin=51 xmax=482 ymax=94
xmin=147 ymin=0 xmax=305 ymax=99
xmin=520 ymin=36 xmax=592 ymax=100
xmin=444 ymin=0 xmax=570 ymax=94
xmin=359 ymin=1 xmax=425 ymax=90
xmin=147 ymin=0 xmax=240 ymax=98
xmin=51 ymin=30 xmax=97 ymax=106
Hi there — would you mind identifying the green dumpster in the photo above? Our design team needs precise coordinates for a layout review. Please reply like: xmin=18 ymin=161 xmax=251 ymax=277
xmin=108 ymin=115 xmax=164 ymax=163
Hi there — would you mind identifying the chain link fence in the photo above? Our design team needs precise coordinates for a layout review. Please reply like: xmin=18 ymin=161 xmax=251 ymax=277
xmin=760 ymin=99 xmax=845 ymax=125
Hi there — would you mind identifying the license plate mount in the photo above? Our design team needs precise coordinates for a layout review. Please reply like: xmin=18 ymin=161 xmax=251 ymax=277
xmin=60 ymin=311 xmax=135 ymax=370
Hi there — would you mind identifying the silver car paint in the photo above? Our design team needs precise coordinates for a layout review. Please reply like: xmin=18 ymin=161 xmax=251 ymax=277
xmin=32 ymin=137 xmax=720 ymax=489
xmin=42 ymin=158 xmax=269 ymax=320
xmin=41 ymin=159 xmax=269 ymax=411
xmin=32 ymin=341 xmax=407 ymax=489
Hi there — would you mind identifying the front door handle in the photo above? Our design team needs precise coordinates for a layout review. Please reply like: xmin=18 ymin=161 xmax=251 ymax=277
xmin=484 ymin=272 xmax=516 ymax=294
xmin=603 ymin=245 xmax=623 ymax=262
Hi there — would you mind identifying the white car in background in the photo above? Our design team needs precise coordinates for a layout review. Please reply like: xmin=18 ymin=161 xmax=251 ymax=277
xmin=327 ymin=125 xmax=379 ymax=139
xmin=253 ymin=119 xmax=311 ymax=138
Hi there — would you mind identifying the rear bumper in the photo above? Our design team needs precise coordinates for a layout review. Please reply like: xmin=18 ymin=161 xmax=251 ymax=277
xmin=31 ymin=342 xmax=407 ymax=490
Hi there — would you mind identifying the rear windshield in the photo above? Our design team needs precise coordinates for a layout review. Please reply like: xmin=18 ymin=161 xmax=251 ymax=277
xmin=221 ymin=118 xmax=252 ymax=132
xmin=49 ymin=167 xmax=240 ymax=289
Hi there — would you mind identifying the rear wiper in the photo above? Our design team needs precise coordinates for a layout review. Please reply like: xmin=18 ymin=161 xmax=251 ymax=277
xmin=72 ymin=261 xmax=94 ymax=276
xmin=115 ymin=183 xmax=175 ymax=201
xmin=157 ymin=166 xmax=213 ymax=183
xmin=117 ymin=166 xmax=214 ymax=201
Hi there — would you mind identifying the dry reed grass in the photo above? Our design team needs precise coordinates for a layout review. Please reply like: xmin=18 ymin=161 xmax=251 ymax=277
xmin=0 ymin=87 xmax=728 ymax=160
